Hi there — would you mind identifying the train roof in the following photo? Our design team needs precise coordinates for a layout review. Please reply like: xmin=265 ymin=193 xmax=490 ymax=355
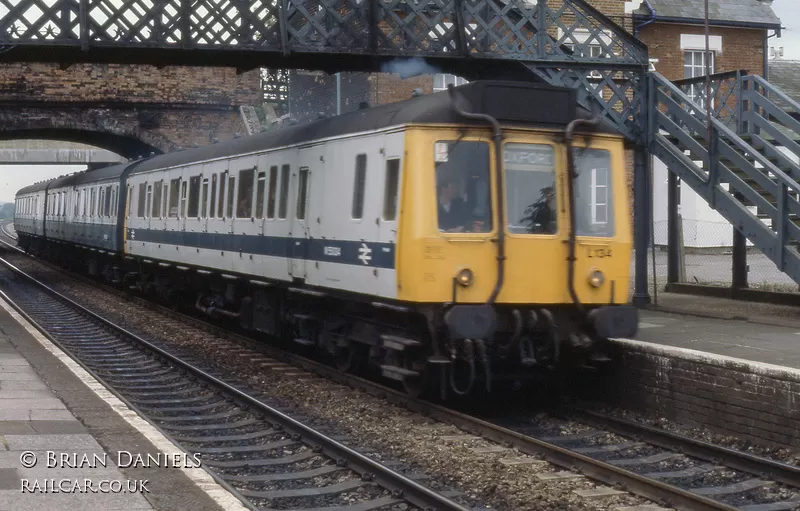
xmin=15 ymin=80 xmax=621 ymax=197
xmin=129 ymin=80 xmax=619 ymax=175
xmin=16 ymin=161 xmax=129 ymax=195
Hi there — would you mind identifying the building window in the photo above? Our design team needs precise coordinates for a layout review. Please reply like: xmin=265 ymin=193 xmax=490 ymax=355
xmin=684 ymin=50 xmax=715 ymax=108
xmin=433 ymin=74 xmax=469 ymax=93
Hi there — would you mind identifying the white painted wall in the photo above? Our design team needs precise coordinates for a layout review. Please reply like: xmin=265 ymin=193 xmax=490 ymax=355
xmin=653 ymin=147 xmax=800 ymax=248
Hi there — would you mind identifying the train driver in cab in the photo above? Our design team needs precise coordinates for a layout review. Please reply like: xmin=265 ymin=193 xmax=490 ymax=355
xmin=438 ymin=177 xmax=487 ymax=233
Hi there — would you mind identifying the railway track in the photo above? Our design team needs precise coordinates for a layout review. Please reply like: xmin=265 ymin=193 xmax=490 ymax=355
xmin=0 ymin=254 xmax=471 ymax=511
xmin=2 ymin=225 xmax=799 ymax=511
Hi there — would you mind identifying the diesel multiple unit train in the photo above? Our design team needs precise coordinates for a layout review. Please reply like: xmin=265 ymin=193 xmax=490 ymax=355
xmin=14 ymin=80 xmax=638 ymax=398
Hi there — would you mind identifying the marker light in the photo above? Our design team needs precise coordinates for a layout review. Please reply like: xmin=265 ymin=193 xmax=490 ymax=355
xmin=589 ymin=269 xmax=605 ymax=288
xmin=456 ymin=268 xmax=474 ymax=287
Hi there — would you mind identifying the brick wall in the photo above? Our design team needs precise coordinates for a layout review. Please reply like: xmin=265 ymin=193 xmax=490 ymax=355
xmin=0 ymin=63 xmax=261 ymax=106
xmin=594 ymin=339 xmax=800 ymax=448
xmin=288 ymin=70 xmax=433 ymax=121
xmin=637 ymin=24 xmax=767 ymax=81
xmin=0 ymin=63 xmax=261 ymax=153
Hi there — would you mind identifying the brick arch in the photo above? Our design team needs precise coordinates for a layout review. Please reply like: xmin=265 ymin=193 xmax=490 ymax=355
xmin=0 ymin=110 xmax=168 ymax=160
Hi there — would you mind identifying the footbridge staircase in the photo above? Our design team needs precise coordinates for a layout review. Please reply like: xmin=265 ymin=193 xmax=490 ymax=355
xmin=648 ymin=71 xmax=800 ymax=289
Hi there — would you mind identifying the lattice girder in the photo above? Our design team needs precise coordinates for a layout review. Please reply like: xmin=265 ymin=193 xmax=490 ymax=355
xmin=0 ymin=0 xmax=646 ymax=65
xmin=0 ymin=0 xmax=648 ymax=140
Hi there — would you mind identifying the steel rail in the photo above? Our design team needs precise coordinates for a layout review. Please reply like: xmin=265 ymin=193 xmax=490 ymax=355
xmin=572 ymin=408 xmax=800 ymax=488
xmin=0 ymin=253 xmax=470 ymax=511
xmin=0 ymin=233 xmax=787 ymax=511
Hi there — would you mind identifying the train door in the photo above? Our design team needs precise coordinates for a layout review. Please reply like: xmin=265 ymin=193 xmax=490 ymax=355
xmin=378 ymin=134 xmax=403 ymax=244
xmin=289 ymin=146 xmax=318 ymax=280
xmin=229 ymin=155 xmax=259 ymax=237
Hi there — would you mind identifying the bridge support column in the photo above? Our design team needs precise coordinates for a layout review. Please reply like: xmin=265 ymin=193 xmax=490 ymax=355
xmin=732 ymin=192 xmax=748 ymax=290
xmin=633 ymin=146 xmax=652 ymax=306
xmin=667 ymin=171 xmax=680 ymax=284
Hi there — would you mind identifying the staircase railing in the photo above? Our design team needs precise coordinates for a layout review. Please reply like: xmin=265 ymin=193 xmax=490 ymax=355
xmin=672 ymin=70 xmax=746 ymax=131
xmin=740 ymin=75 xmax=800 ymax=178
xmin=649 ymin=71 xmax=800 ymax=282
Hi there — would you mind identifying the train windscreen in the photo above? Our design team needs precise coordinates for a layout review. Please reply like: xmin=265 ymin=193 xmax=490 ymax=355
xmin=504 ymin=143 xmax=557 ymax=235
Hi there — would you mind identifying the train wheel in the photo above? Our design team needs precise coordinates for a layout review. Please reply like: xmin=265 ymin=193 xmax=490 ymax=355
xmin=335 ymin=343 xmax=365 ymax=374
xmin=401 ymin=351 xmax=429 ymax=398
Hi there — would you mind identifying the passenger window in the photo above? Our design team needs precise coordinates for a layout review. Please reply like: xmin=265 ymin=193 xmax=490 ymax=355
xmin=237 ymin=167 xmax=255 ymax=218
xmin=137 ymin=183 xmax=146 ymax=218
xmin=92 ymin=188 xmax=97 ymax=217
xmin=145 ymin=185 xmax=153 ymax=219
xmin=226 ymin=176 xmax=236 ymax=219
xmin=383 ymin=158 xmax=401 ymax=221
xmin=505 ymin=143 xmax=557 ymax=235
xmin=267 ymin=166 xmax=278 ymax=219
xmin=351 ymin=154 xmax=367 ymax=219
xmin=296 ymin=167 xmax=309 ymax=220
xmin=201 ymin=178 xmax=209 ymax=218
xmin=434 ymin=141 xmax=492 ymax=233
xmin=255 ymin=171 xmax=266 ymax=219
xmin=218 ymin=173 xmax=227 ymax=218
xmin=152 ymin=181 xmax=162 ymax=218
xmin=98 ymin=189 xmax=104 ymax=217
xmin=161 ymin=183 xmax=168 ymax=218
xmin=75 ymin=191 xmax=80 ymax=217
xmin=188 ymin=175 xmax=201 ymax=218
xmin=105 ymin=185 xmax=112 ymax=216
xmin=180 ymin=180 xmax=188 ymax=218
xmin=126 ymin=186 xmax=131 ymax=218
xmin=210 ymin=174 xmax=217 ymax=218
xmin=168 ymin=178 xmax=180 ymax=218
xmin=278 ymin=165 xmax=290 ymax=219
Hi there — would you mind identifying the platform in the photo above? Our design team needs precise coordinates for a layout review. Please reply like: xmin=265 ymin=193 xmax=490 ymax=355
xmin=0 ymin=296 xmax=246 ymax=511
xmin=632 ymin=292 xmax=800 ymax=369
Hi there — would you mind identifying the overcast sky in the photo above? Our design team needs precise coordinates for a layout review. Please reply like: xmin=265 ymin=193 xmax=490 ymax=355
xmin=770 ymin=0 xmax=800 ymax=58
xmin=2 ymin=0 xmax=799 ymax=205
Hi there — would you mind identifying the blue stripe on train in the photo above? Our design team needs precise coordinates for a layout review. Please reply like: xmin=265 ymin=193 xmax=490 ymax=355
xmin=126 ymin=228 xmax=396 ymax=270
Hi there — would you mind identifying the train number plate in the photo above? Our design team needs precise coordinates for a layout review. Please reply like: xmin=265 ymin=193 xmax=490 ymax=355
xmin=585 ymin=246 xmax=612 ymax=259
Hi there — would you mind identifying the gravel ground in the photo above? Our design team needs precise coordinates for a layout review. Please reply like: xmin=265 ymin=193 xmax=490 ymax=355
xmin=589 ymin=405 xmax=800 ymax=467
xmin=0 ymin=252 xmax=660 ymax=511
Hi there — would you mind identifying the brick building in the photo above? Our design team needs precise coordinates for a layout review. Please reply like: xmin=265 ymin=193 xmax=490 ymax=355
xmin=631 ymin=0 xmax=781 ymax=83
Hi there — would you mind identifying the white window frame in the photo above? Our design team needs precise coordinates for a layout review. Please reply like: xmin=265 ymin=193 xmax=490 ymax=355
xmin=433 ymin=73 xmax=469 ymax=92
xmin=590 ymin=168 xmax=608 ymax=226
xmin=683 ymin=49 xmax=716 ymax=111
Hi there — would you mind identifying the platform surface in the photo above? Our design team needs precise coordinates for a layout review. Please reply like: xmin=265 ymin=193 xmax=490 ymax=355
xmin=0 ymin=297 xmax=234 ymax=511
xmin=633 ymin=292 xmax=800 ymax=369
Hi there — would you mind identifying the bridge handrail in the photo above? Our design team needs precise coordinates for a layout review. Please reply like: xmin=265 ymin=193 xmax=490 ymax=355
xmin=672 ymin=69 xmax=749 ymax=88
xmin=745 ymin=74 xmax=800 ymax=114
xmin=652 ymin=71 xmax=800 ymax=196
